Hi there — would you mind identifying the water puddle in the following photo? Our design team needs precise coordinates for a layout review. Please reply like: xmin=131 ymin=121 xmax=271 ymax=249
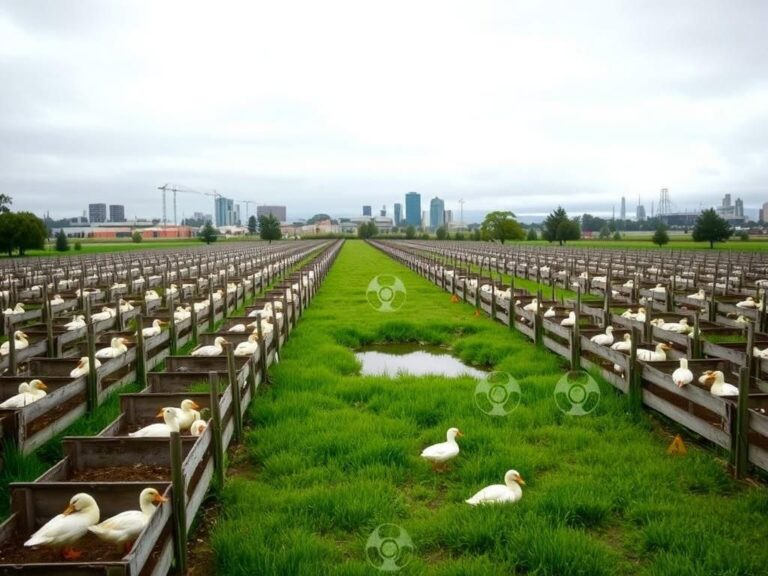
xmin=355 ymin=343 xmax=488 ymax=378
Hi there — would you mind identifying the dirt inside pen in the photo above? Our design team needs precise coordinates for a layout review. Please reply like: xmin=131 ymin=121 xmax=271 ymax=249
xmin=69 ymin=463 xmax=170 ymax=482
xmin=0 ymin=531 xmax=126 ymax=564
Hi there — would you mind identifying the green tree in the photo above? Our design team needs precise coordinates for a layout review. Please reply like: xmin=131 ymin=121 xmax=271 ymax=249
xmin=526 ymin=227 xmax=538 ymax=241
xmin=692 ymin=208 xmax=733 ymax=248
xmin=258 ymin=214 xmax=282 ymax=243
xmin=613 ymin=231 xmax=622 ymax=241
xmin=480 ymin=211 xmax=525 ymax=244
xmin=435 ymin=226 xmax=447 ymax=240
xmin=472 ymin=228 xmax=482 ymax=241
xmin=405 ymin=225 xmax=416 ymax=239
xmin=247 ymin=215 xmax=257 ymax=235
xmin=542 ymin=207 xmax=580 ymax=245
xmin=14 ymin=212 xmax=47 ymax=255
xmin=0 ymin=194 xmax=11 ymax=214
xmin=131 ymin=231 xmax=143 ymax=243
xmin=652 ymin=223 xmax=669 ymax=247
xmin=358 ymin=221 xmax=378 ymax=239
xmin=454 ymin=231 xmax=465 ymax=241
xmin=74 ymin=241 xmax=82 ymax=251
xmin=598 ymin=224 xmax=611 ymax=239
xmin=306 ymin=213 xmax=331 ymax=225
xmin=199 ymin=221 xmax=219 ymax=245
xmin=55 ymin=229 xmax=69 ymax=252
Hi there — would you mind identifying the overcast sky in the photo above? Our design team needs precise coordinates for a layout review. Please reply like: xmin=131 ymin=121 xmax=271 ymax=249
xmin=1 ymin=0 xmax=767 ymax=223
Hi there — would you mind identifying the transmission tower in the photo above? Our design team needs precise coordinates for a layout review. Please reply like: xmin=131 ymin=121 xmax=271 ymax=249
xmin=658 ymin=188 xmax=672 ymax=215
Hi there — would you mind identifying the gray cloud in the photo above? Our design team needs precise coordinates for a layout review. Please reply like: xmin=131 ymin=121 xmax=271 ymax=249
xmin=1 ymin=0 xmax=767 ymax=223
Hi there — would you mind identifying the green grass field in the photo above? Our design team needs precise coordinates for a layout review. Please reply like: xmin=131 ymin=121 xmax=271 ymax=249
xmin=211 ymin=242 xmax=768 ymax=575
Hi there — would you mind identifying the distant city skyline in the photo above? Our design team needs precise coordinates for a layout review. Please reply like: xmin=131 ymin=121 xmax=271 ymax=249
xmin=2 ymin=2 xmax=766 ymax=224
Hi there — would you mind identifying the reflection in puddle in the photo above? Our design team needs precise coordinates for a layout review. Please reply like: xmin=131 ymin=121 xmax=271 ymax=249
xmin=355 ymin=344 xmax=487 ymax=378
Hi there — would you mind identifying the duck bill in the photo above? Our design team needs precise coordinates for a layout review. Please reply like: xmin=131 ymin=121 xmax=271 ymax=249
xmin=456 ymin=430 xmax=464 ymax=438
xmin=153 ymin=494 xmax=169 ymax=504
xmin=516 ymin=477 xmax=526 ymax=485
xmin=156 ymin=410 xmax=165 ymax=418
xmin=62 ymin=503 xmax=76 ymax=516
xmin=190 ymin=401 xmax=201 ymax=410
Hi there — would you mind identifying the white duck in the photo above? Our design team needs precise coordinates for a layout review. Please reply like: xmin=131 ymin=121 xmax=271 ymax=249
xmin=24 ymin=492 xmax=100 ymax=560
xmin=88 ymin=487 xmax=167 ymax=553
xmin=590 ymin=326 xmax=614 ymax=346
xmin=50 ymin=294 xmax=65 ymax=306
xmin=688 ymin=289 xmax=706 ymax=300
xmin=247 ymin=319 xmax=274 ymax=335
xmin=91 ymin=307 xmax=116 ymax=322
xmin=753 ymin=346 xmax=768 ymax=359
xmin=421 ymin=427 xmax=463 ymax=470
xmin=162 ymin=399 xmax=201 ymax=431
xmin=234 ymin=333 xmax=260 ymax=357
xmin=129 ymin=407 xmax=180 ymax=437
xmin=227 ymin=323 xmax=247 ymax=333
xmin=118 ymin=299 xmax=134 ymax=312
xmin=704 ymin=371 xmax=739 ymax=396
xmin=636 ymin=343 xmax=670 ymax=362
xmin=522 ymin=299 xmax=538 ymax=312
xmin=543 ymin=306 xmax=556 ymax=318
xmin=190 ymin=419 xmax=208 ymax=437
xmin=611 ymin=333 xmax=632 ymax=351
xmin=70 ymin=356 xmax=101 ymax=378
xmin=64 ymin=315 xmax=86 ymax=331
xmin=173 ymin=306 xmax=191 ymax=322
xmin=144 ymin=290 xmax=160 ymax=302
xmin=3 ymin=303 xmax=25 ymax=315
xmin=560 ymin=312 xmax=576 ymax=327
xmin=141 ymin=319 xmax=166 ymax=338
xmin=191 ymin=336 xmax=228 ymax=357
xmin=95 ymin=337 xmax=129 ymax=359
xmin=650 ymin=284 xmax=666 ymax=293
xmin=658 ymin=318 xmax=692 ymax=334
xmin=736 ymin=297 xmax=758 ymax=309
xmin=0 ymin=330 xmax=29 ymax=355
xmin=465 ymin=470 xmax=525 ymax=506
xmin=671 ymin=358 xmax=694 ymax=388
xmin=634 ymin=307 xmax=647 ymax=323
xmin=0 ymin=380 xmax=47 ymax=408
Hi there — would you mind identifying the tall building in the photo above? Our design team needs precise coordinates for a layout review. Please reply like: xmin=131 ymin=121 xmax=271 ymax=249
xmin=430 ymin=197 xmax=445 ymax=230
xmin=362 ymin=205 xmax=372 ymax=217
xmin=108 ymin=204 xmax=125 ymax=222
xmin=394 ymin=203 xmax=402 ymax=226
xmin=444 ymin=210 xmax=453 ymax=226
xmin=716 ymin=193 xmax=745 ymax=222
xmin=256 ymin=205 xmax=287 ymax=222
xmin=215 ymin=197 xmax=235 ymax=227
xmin=761 ymin=202 xmax=768 ymax=223
xmin=380 ymin=205 xmax=386 ymax=217
xmin=620 ymin=197 xmax=626 ymax=220
xmin=405 ymin=192 xmax=421 ymax=227
xmin=89 ymin=203 xmax=107 ymax=223
xmin=636 ymin=204 xmax=646 ymax=221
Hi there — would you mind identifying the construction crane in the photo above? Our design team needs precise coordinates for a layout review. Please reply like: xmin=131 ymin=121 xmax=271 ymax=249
xmin=236 ymin=200 xmax=256 ymax=224
xmin=158 ymin=184 xmax=209 ymax=227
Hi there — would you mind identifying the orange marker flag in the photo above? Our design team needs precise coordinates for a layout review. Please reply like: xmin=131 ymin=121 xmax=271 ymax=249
xmin=667 ymin=434 xmax=687 ymax=455
xmin=474 ymin=309 xmax=482 ymax=317
xmin=451 ymin=294 xmax=460 ymax=303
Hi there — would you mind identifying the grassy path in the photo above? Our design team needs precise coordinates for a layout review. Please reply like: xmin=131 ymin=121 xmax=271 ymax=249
xmin=212 ymin=241 xmax=768 ymax=575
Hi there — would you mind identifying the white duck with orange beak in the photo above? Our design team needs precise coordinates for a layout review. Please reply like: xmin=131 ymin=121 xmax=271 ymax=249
xmin=421 ymin=427 xmax=463 ymax=470
xmin=24 ymin=493 xmax=100 ymax=560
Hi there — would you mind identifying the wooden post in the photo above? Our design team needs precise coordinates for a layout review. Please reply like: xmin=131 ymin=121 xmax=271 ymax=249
xmin=247 ymin=355 xmax=258 ymax=398
xmin=169 ymin=430 xmax=188 ymax=575
xmin=208 ymin=371 xmax=226 ymax=488
xmin=733 ymin=366 xmax=750 ymax=478
xmin=208 ymin=284 xmax=215 ymax=332
xmin=86 ymin=322 xmax=98 ymax=412
xmin=135 ymin=313 xmax=147 ymax=388
xmin=691 ymin=313 xmax=702 ymax=359
xmin=571 ymin=288 xmax=581 ymax=370
xmin=6 ymin=317 xmax=16 ymax=376
xmin=226 ymin=343 xmax=243 ymax=442
xmin=628 ymin=326 xmax=642 ymax=414
xmin=190 ymin=301 xmax=199 ymax=344
xmin=167 ymin=294 xmax=178 ymax=355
